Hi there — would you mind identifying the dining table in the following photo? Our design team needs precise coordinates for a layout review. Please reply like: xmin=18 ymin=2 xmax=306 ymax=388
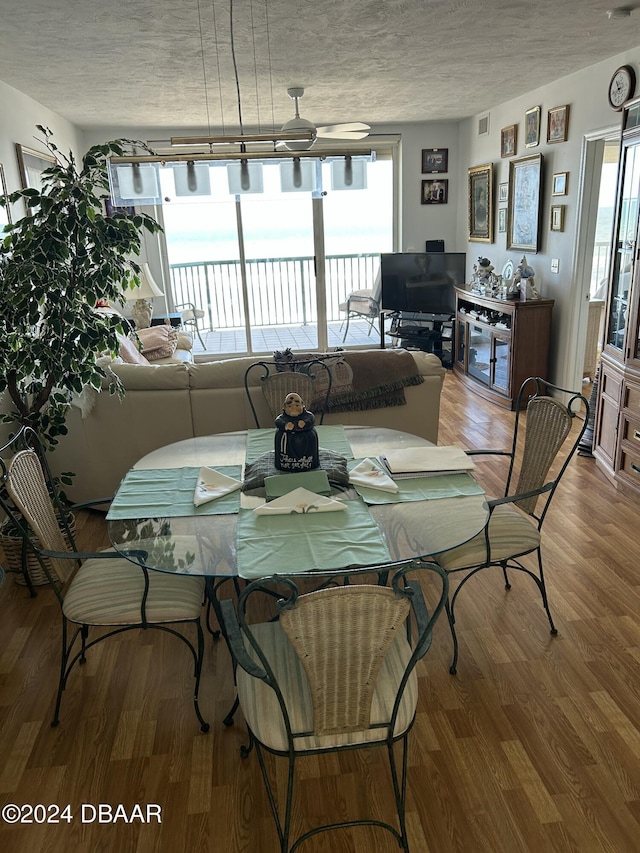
xmin=106 ymin=425 xmax=489 ymax=582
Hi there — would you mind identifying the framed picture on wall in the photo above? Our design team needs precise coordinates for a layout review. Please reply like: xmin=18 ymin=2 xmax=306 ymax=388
xmin=498 ymin=208 xmax=507 ymax=233
xmin=500 ymin=125 xmax=517 ymax=158
xmin=15 ymin=143 xmax=56 ymax=192
xmin=552 ymin=172 xmax=568 ymax=196
xmin=0 ymin=162 xmax=11 ymax=227
xmin=421 ymin=148 xmax=448 ymax=173
xmin=421 ymin=178 xmax=448 ymax=204
xmin=547 ymin=105 xmax=570 ymax=143
xmin=468 ymin=163 xmax=493 ymax=243
xmin=550 ymin=204 xmax=566 ymax=232
xmin=525 ymin=106 xmax=541 ymax=147
xmin=507 ymin=153 xmax=544 ymax=252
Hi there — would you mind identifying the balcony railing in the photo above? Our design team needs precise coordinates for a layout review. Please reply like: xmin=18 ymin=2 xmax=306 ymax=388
xmin=169 ymin=254 xmax=380 ymax=331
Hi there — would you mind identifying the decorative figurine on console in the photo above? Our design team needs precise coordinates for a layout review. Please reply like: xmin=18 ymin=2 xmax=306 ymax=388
xmin=274 ymin=392 xmax=320 ymax=471
xmin=509 ymin=255 xmax=540 ymax=300
xmin=471 ymin=256 xmax=497 ymax=295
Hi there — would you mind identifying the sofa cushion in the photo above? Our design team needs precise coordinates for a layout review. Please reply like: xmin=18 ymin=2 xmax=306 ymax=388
xmin=117 ymin=334 xmax=150 ymax=365
xmin=136 ymin=326 xmax=178 ymax=360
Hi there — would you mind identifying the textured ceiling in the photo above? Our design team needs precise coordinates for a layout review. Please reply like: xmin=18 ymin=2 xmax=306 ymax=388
xmin=1 ymin=0 xmax=639 ymax=132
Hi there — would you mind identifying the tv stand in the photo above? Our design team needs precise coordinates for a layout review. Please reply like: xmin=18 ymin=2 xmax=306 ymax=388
xmin=380 ymin=310 xmax=453 ymax=368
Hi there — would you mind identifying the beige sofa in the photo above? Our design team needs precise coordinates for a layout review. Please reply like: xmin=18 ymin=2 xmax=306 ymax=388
xmin=49 ymin=349 xmax=446 ymax=504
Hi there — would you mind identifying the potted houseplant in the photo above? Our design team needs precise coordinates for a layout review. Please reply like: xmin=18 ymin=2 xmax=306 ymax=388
xmin=0 ymin=126 xmax=162 ymax=586
xmin=0 ymin=125 xmax=162 ymax=452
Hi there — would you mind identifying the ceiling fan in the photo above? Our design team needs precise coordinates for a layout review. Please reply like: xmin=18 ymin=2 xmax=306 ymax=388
xmin=278 ymin=87 xmax=370 ymax=151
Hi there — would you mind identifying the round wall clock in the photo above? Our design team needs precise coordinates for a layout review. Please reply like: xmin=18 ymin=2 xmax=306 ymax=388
xmin=608 ymin=65 xmax=636 ymax=110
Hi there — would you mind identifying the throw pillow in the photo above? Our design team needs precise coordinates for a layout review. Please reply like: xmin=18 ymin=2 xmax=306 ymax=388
xmin=117 ymin=334 xmax=151 ymax=365
xmin=135 ymin=326 xmax=179 ymax=361
xmin=176 ymin=331 xmax=193 ymax=351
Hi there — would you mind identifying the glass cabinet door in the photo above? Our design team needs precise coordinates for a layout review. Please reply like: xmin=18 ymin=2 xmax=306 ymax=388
xmin=492 ymin=336 xmax=510 ymax=393
xmin=606 ymin=142 xmax=640 ymax=352
xmin=467 ymin=323 xmax=491 ymax=387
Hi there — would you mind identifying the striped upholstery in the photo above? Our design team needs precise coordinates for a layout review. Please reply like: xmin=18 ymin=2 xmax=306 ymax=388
xmin=435 ymin=501 xmax=540 ymax=571
xmin=236 ymin=620 xmax=417 ymax=753
xmin=63 ymin=554 xmax=205 ymax=625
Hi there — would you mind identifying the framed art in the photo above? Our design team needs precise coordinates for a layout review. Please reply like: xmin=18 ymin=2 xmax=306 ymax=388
xmin=550 ymin=204 xmax=565 ymax=232
xmin=525 ymin=106 xmax=541 ymax=147
xmin=507 ymin=153 xmax=544 ymax=252
xmin=468 ymin=163 xmax=493 ymax=243
xmin=547 ymin=105 xmax=570 ymax=143
xmin=501 ymin=125 xmax=517 ymax=158
xmin=421 ymin=179 xmax=448 ymax=204
xmin=422 ymin=148 xmax=448 ymax=173
xmin=0 ymin=162 xmax=11 ymax=227
xmin=498 ymin=208 xmax=507 ymax=233
xmin=552 ymin=172 xmax=568 ymax=196
xmin=15 ymin=143 xmax=56 ymax=192
xmin=498 ymin=182 xmax=509 ymax=203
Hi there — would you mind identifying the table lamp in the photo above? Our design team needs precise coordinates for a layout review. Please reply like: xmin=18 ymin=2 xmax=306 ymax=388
xmin=126 ymin=263 xmax=164 ymax=328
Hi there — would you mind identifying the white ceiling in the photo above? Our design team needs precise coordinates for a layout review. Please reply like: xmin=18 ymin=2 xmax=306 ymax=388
xmin=1 ymin=0 xmax=639 ymax=132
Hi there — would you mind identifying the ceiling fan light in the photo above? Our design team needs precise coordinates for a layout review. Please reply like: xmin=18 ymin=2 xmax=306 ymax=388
xmin=279 ymin=117 xmax=317 ymax=151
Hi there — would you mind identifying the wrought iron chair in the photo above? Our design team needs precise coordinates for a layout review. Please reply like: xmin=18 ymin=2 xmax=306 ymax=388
xmin=175 ymin=301 xmax=206 ymax=348
xmin=432 ymin=377 xmax=589 ymax=674
xmin=0 ymin=427 xmax=210 ymax=731
xmin=217 ymin=562 xmax=448 ymax=853
xmin=244 ymin=357 xmax=333 ymax=428
xmin=338 ymin=267 xmax=382 ymax=342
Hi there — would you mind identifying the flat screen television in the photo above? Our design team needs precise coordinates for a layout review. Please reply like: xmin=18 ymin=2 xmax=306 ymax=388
xmin=380 ymin=252 xmax=466 ymax=318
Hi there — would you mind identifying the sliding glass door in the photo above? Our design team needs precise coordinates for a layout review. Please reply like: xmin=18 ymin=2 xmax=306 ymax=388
xmin=160 ymin=151 xmax=394 ymax=355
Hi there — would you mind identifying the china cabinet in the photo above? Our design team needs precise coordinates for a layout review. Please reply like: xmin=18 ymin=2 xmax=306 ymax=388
xmin=594 ymin=95 xmax=640 ymax=496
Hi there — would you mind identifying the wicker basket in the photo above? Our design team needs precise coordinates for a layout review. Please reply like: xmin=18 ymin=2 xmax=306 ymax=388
xmin=0 ymin=513 xmax=74 ymax=586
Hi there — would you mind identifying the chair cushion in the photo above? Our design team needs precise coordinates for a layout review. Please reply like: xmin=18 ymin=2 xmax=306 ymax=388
xmin=63 ymin=552 xmax=205 ymax=625
xmin=435 ymin=502 xmax=540 ymax=571
xmin=236 ymin=620 xmax=417 ymax=752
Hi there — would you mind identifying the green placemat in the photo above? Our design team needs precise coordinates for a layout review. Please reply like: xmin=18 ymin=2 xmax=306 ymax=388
xmin=348 ymin=459 xmax=485 ymax=504
xmin=107 ymin=466 xmax=243 ymax=519
xmin=236 ymin=500 xmax=390 ymax=578
xmin=245 ymin=425 xmax=354 ymax=464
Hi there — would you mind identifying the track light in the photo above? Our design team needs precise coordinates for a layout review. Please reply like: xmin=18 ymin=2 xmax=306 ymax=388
xmin=344 ymin=156 xmax=353 ymax=187
xmin=131 ymin=163 xmax=144 ymax=195
xmin=293 ymin=157 xmax=302 ymax=188
xmin=240 ymin=159 xmax=251 ymax=191
xmin=186 ymin=161 xmax=198 ymax=192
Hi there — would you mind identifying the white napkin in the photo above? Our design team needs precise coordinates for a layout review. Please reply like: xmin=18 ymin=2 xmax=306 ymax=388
xmin=194 ymin=467 xmax=242 ymax=506
xmin=349 ymin=458 xmax=399 ymax=493
xmin=253 ymin=487 xmax=346 ymax=515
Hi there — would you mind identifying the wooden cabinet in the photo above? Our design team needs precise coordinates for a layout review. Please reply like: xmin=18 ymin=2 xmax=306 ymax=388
xmin=594 ymin=95 xmax=640 ymax=497
xmin=453 ymin=287 xmax=554 ymax=409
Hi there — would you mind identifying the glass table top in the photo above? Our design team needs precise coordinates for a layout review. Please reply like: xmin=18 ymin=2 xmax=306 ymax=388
xmin=107 ymin=426 xmax=489 ymax=578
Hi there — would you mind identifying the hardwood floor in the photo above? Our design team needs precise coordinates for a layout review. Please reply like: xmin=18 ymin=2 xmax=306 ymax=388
xmin=1 ymin=371 xmax=640 ymax=852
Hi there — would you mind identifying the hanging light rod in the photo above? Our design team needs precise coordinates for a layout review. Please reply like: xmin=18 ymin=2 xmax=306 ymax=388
xmin=170 ymin=130 xmax=316 ymax=146
xmin=110 ymin=149 xmax=373 ymax=165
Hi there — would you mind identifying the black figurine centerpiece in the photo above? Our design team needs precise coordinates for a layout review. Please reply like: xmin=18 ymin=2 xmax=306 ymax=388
xmin=274 ymin=392 xmax=320 ymax=471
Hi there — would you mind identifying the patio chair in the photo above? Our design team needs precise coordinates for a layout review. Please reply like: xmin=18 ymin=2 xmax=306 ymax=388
xmin=176 ymin=301 xmax=206 ymax=348
xmin=338 ymin=267 xmax=382 ymax=342
xmin=244 ymin=358 xmax=332 ymax=427
xmin=0 ymin=427 xmax=209 ymax=732
xmin=217 ymin=562 xmax=448 ymax=852
xmin=432 ymin=377 xmax=589 ymax=674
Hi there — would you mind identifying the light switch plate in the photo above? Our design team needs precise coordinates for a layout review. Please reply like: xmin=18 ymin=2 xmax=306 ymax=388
xmin=551 ymin=258 xmax=560 ymax=274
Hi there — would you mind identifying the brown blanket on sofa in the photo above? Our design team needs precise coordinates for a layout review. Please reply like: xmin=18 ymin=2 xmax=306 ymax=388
xmin=273 ymin=348 xmax=424 ymax=412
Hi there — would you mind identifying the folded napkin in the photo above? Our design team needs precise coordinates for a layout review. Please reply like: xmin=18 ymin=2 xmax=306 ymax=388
xmin=349 ymin=458 xmax=399 ymax=493
xmin=253 ymin=487 xmax=346 ymax=515
xmin=194 ymin=467 xmax=242 ymax=506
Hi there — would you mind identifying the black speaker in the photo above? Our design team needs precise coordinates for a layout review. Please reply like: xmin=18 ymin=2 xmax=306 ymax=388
xmin=425 ymin=239 xmax=445 ymax=252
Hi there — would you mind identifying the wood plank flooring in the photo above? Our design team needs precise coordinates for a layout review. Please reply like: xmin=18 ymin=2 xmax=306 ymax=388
xmin=1 ymin=372 xmax=639 ymax=852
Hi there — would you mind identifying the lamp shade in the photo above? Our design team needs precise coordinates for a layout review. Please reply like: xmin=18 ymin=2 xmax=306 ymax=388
xmin=126 ymin=263 xmax=164 ymax=300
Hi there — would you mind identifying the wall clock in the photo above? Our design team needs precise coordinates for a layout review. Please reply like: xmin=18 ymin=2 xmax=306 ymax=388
xmin=608 ymin=65 xmax=636 ymax=110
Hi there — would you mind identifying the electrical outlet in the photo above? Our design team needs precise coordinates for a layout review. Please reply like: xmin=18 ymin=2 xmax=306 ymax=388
xmin=551 ymin=258 xmax=559 ymax=274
